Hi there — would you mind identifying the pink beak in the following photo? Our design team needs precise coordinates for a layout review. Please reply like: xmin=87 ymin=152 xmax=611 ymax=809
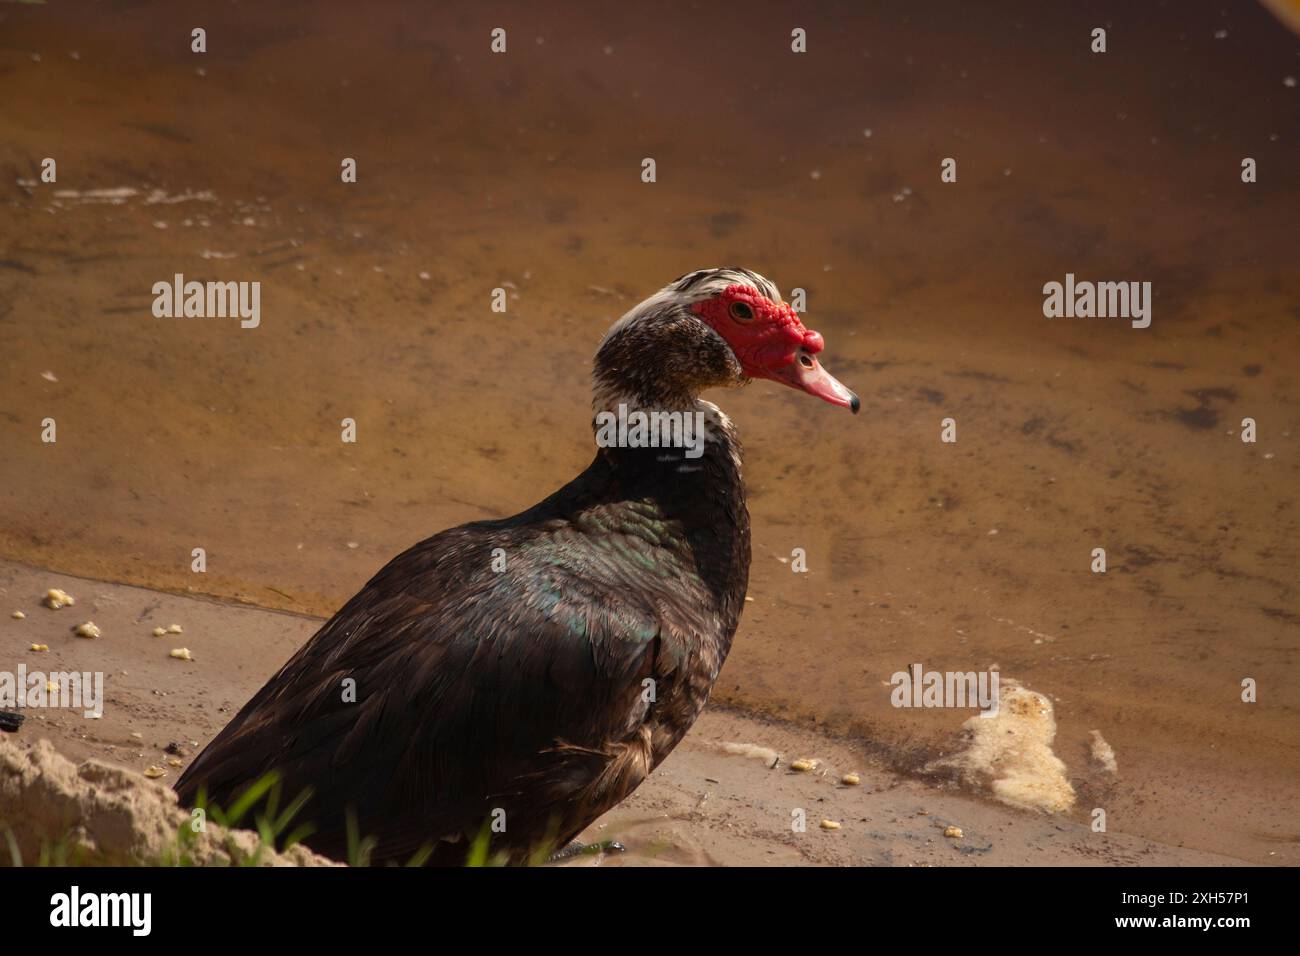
xmin=764 ymin=349 xmax=860 ymax=413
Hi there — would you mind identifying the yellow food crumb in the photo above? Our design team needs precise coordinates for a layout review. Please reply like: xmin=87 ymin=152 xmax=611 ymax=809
xmin=12 ymin=611 xmax=25 ymax=620
xmin=169 ymin=647 xmax=193 ymax=661
xmin=29 ymin=643 xmax=48 ymax=652
xmin=166 ymin=623 xmax=183 ymax=634
xmin=943 ymin=825 xmax=964 ymax=839
xmin=791 ymin=758 xmax=818 ymax=772
xmin=143 ymin=766 xmax=166 ymax=779
xmin=73 ymin=621 xmax=101 ymax=639
xmin=151 ymin=627 xmax=167 ymax=637
xmin=819 ymin=820 xmax=842 ymax=830
xmin=43 ymin=588 xmax=75 ymax=609
xmin=841 ymin=772 xmax=861 ymax=786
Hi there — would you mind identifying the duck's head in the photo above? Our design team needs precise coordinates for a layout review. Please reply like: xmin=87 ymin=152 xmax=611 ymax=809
xmin=594 ymin=267 xmax=859 ymax=414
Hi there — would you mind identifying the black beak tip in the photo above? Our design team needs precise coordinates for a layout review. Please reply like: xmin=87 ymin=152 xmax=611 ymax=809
xmin=849 ymin=393 xmax=861 ymax=415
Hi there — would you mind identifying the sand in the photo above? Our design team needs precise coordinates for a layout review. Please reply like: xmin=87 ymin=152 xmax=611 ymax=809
xmin=0 ymin=560 xmax=1255 ymax=866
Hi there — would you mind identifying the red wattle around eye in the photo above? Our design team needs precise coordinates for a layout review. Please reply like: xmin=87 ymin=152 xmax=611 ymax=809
xmin=691 ymin=286 xmax=820 ymax=374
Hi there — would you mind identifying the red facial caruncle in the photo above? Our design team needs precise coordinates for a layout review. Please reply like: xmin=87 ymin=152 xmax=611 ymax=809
xmin=691 ymin=283 xmax=860 ymax=413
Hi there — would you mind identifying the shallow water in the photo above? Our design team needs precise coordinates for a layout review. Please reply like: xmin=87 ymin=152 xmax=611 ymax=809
xmin=1 ymin=0 xmax=1297 ymax=862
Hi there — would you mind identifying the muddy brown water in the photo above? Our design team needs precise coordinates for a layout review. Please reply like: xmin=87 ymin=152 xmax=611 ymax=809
xmin=1 ymin=1 xmax=1297 ymax=863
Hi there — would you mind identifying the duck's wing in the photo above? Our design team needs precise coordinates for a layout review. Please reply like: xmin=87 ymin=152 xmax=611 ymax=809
xmin=175 ymin=516 xmax=703 ymax=864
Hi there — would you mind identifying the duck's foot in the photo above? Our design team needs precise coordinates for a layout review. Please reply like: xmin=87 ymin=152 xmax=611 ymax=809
xmin=548 ymin=839 xmax=627 ymax=862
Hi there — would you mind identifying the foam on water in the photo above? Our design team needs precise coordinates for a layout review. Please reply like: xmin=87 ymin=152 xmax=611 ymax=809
xmin=1089 ymin=730 xmax=1118 ymax=774
xmin=933 ymin=679 xmax=1076 ymax=813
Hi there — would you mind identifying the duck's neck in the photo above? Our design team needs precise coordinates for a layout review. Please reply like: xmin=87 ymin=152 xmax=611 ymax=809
xmin=583 ymin=307 xmax=752 ymax=622
xmin=589 ymin=308 xmax=747 ymax=470
xmin=591 ymin=391 xmax=743 ymax=480
xmin=587 ymin=387 xmax=749 ymax=628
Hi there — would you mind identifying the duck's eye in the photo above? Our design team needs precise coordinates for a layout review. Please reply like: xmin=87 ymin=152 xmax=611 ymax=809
xmin=799 ymin=353 xmax=815 ymax=369
xmin=729 ymin=301 xmax=754 ymax=322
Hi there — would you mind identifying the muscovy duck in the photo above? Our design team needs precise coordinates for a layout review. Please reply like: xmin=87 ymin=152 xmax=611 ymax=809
xmin=175 ymin=267 xmax=858 ymax=864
